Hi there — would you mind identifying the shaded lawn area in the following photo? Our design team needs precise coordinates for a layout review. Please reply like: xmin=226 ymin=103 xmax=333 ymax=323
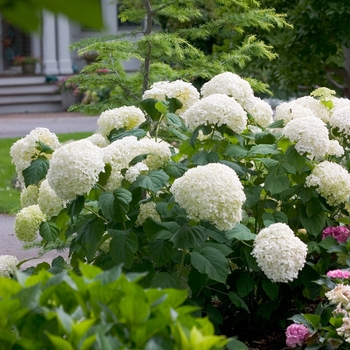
xmin=0 ymin=132 xmax=93 ymax=214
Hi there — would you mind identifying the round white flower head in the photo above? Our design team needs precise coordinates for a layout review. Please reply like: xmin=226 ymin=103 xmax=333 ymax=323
xmin=251 ymin=223 xmax=307 ymax=283
xmin=282 ymin=116 xmax=330 ymax=158
xmin=124 ymin=162 xmax=149 ymax=183
xmin=330 ymin=106 xmax=350 ymax=139
xmin=97 ymin=106 xmax=146 ymax=137
xmin=327 ymin=140 xmax=344 ymax=157
xmin=139 ymin=137 xmax=172 ymax=170
xmin=305 ymin=161 xmax=350 ymax=206
xmin=86 ymin=133 xmax=109 ymax=148
xmin=330 ymin=97 xmax=350 ymax=116
xmin=47 ymin=139 xmax=105 ymax=201
xmin=326 ymin=284 xmax=350 ymax=308
xmin=20 ymin=184 xmax=39 ymax=207
xmin=38 ymin=179 xmax=67 ymax=219
xmin=10 ymin=127 xmax=60 ymax=182
xmin=142 ymin=80 xmax=200 ymax=115
xmin=15 ymin=204 xmax=46 ymax=242
xmin=294 ymin=96 xmax=330 ymax=123
xmin=200 ymin=72 xmax=254 ymax=106
xmin=183 ymin=94 xmax=247 ymax=134
xmin=135 ymin=201 xmax=161 ymax=227
xmin=244 ymin=96 xmax=273 ymax=128
xmin=170 ymin=163 xmax=246 ymax=231
xmin=0 ymin=255 xmax=18 ymax=278
xmin=275 ymin=100 xmax=316 ymax=126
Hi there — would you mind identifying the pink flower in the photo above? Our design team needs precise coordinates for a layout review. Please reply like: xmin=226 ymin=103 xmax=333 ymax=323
xmin=327 ymin=270 xmax=350 ymax=279
xmin=285 ymin=324 xmax=310 ymax=348
xmin=322 ymin=226 xmax=350 ymax=243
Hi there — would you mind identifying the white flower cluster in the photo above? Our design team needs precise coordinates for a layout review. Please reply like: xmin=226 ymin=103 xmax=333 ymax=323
xmin=337 ymin=316 xmax=350 ymax=344
xmin=85 ymin=133 xmax=109 ymax=147
xmin=97 ymin=106 xmax=146 ymax=137
xmin=15 ymin=204 xmax=46 ymax=242
xmin=282 ymin=116 xmax=330 ymax=158
xmin=330 ymin=97 xmax=350 ymax=116
xmin=244 ymin=96 xmax=273 ymax=128
xmin=0 ymin=255 xmax=18 ymax=278
xmin=251 ymin=223 xmax=307 ymax=283
xmin=201 ymin=72 xmax=254 ymax=106
xmin=10 ymin=127 xmax=60 ymax=182
xmin=330 ymin=106 xmax=350 ymax=139
xmin=47 ymin=139 xmax=105 ymax=201
xmin=305 ymin=161 xmax=350 ymax=206
xmin=170 ymin=163 xmax=246 ymax=231
xmin=135 ymin=201 xmax=161 ymax=226
xmin=183 ymin=94 xmax=247 ymax=134
xmin=275 ymin=101 xmax=315 ymax=126
xmin=140 ymin=138 xmax=172 ymax=170
xmin=142 ymin=79 xmax=200 ymax=115
xmin=38 ymin=179 xmax=67 ymax=219
xmin=327 ymin=140 xmax=345 ymax=157
xmin=124 ymin=163 xmax=149 ymax=183
xmin=20 ymin=184 xmax=39 ymax=207
xmin=294 ymin=96 xmax=330 ymax=123
xmin=326 ymin=284 xmax=350 ymax=308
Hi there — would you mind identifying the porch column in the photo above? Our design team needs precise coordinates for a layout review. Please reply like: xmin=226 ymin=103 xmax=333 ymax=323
xmin=57 ymin=15 xmax=73 ymax=74
xmin=101 ymin=0 xmax=117 ymax=34
xmin=42 ymin=11 xmax=59 ymax=75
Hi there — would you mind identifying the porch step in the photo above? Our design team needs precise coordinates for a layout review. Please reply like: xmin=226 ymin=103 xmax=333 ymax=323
xmin=0 ymin=76 xmax=66 ymax=114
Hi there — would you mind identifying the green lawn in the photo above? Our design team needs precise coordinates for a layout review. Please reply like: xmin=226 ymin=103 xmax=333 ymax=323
xmin=0 ymin=132 xmax=93 ymax=215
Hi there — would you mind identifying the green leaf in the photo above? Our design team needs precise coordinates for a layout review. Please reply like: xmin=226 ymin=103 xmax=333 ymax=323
xmin=46 ymin=333 xmax=74 ymax=350
xmin=99 ymin=189 xmax=132 ymax=223
xmin=254 ymin=132 xmax=276 ymax=145
xmin=140 ymin=99 xmax=162 ymax=121
xmin=150 ymin=272 xmax=181 ymax=289
xmin=39 ymin=221 xmax=60 ymax=242
xmin=299 ymin=210 xmax=326 ymax=237
xmin=56 ymin=306 xmax=73 ymax=333
xmin=148 ymin=240 xmax=175 ymax=266
xmin=192 ymin=151 xmax=220 ymax=165
xmin=226 ymin=337 xmax=249 ymax=350
xmin=129 ymin=154 xmax=148 ymax=167
xmin=167 ymin=97 xmax=183 ymax=113
xmin=262 ymin=279 xmax=279 ymax=301
xmin=303 ymin=314 xmax=321 ymax=330
xmin=318 ymin=236 xmax=337 ymax=250
xmin=190 ymin=125 xmax=212 ymax=146
xmin=236 ymin=273 xmax=255 ymax=297
xmin=285 ymin=145 xmax=307 ymax=173
xmin=36 ymin=141 xmax=54 ymax=154
xmin=155 ymin=101 xmax=168 ymax=114
xmin=110 ymin=128 xmax=147 ymax=142
xmin=255 ymin=158 xmax=279 ymax=168
xmin=191 ymin=247 xmax=228 ymax=284
xmin=226 ymin=224 xmax=256 ymax=242
xmin=171 ymin=224 xmax=207 ymax=249
xmin=119 ymin=293 xmax=150 ymax=326
xmin=164 ymin=162 xmax=188 ymax=179
xmin=247 ymin=144 xmax=280 ymax=157
xmin=218 ymin=160 xmax=245 ymax=176
xmin=223 ymin=144 xmax=248 ymax=159
xmin=22 ymin=157 xmax=49 ymax=186
xmin=98 ymin=163 xmax=112 ymax=187
xmin=228 ymin=292 xmax=249 ymax=313
xmin=143 ymin=218 xmax=179 ymax=242
xmin=268 ymin=119 xmax=284 ymax=128
xmin=109 ymin=230 xmax=138 ymax=269
xmin=244 ymin=186 xmax=262 ymax=208
xmin=167 ymin=113 xmax=183 ymax=128
xmin=67 ymin=195 xmax=85 ymax=219
xmin=264 ymin=173 xmax=290 ymax=195
xmin=130 ymin=170 xmax=169 ymax=193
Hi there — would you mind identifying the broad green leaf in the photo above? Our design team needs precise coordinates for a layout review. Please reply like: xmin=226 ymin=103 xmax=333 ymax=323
xmin=109 ymin=230 xmax=138 ymax=269
xmin=140 ymin=99 xmax=162 ymax=121
xmin=228 ymin=292 xmax=249 ymax=313
xmin=254 ymin=131 xmax=276 ymax=145
xmin=36 ymin=140 xmax=54 ymax=154
xmin=191 ymin=247 xmax=228 ymax=284
xmin=285 ymin=145 xmax=307 ymax=173
xmin=98 ymin=163 xmax=112 ymax=187
xmin=22 ymin=157 xmax=49 ymax=186
xmin=218 ymin=160 xmax=245 ymax=176
xmin=190 ymin=125 xmax=212 ymax=146
xmin=167 ymin=113 xmax=183 ymax=127
xmin=299 ymin=210 xmax=326 ymax=237
xmin=264 ymin=173 xmax=290 ymax=195
xmin=167 ymin=97 xmax=183 ymax=113
xmin=192 ymin=151 xmax=220 ymax=165
xmin=268 ymin=119 xmax=284 ymax=128
xmin=164 ymin=162 xmax=188 ymax=179
xmin=129 ymin=154 xmax=148 ymax=167
xmin=171 ymin=224 xmax=207 ymax=249
xmin=202 ymin=242 xmax=232 ymax=256
xmin=255 ymin=158 xmax=279 ymax=168
xmin=226 ymin=224 xmax=256 ymax=242
xmin=247 ymin=144 xmax=280 ymax=157
xmin=306 ymin=198 xmax=322 ymax=217
xmin=155 ymin=101 xmax=168 ymax=114
xmin=223 ymin=144 xmax=248 ymax=159
xmin=144 ymin=337 xmax=174 ymax=350
xmin=119 ymin=294 xmax=150 ymax=326
xmin=262 ymin=279 xmax=279 ymax=301
xmin=110 ymin=128 xmax=147 ymax=142
xmin=98 ymin=192 xmax=115 ymax=220
xmin=99 ymin=189 xmax=132 ymax=222
xmin=236 ymin=273 xmax=255 ymax=297
xmin=244 ymin=186 xmax=262 ymax=208
xmin=46 ymin=333 xmax=74 ymax=350
xmin=318 ymin=236 xmax=337 ymax=250
xmin=67 ymin=195 xmax=85 ymax=219
xmin=56 ymin=306 xmax=73 ymax=333
xmin=130 ymin=170 xmax=169 ymax=193
xmin=143 ymin=218 xmax=179 ymax=242
xmin=150 ymin=272 xmax=181 ymax=289
xmin=226 ymin=337 xmax=249 ymax=350
xmin=148 ymin=240 xmax=175 ymax=265
xmin=39 ymin=221 xmax=60 ymax=242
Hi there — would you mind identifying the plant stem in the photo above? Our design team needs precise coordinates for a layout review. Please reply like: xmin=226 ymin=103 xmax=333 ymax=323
xmin=178 ymin=249 xmax=187 ymax=277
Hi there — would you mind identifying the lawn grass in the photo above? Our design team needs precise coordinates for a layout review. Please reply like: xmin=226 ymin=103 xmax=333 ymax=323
xmin=0 ymin=132 xmax=93 ymax=215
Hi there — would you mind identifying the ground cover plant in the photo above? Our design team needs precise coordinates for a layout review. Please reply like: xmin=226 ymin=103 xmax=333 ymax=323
xmin=7 ymin=72 xmax=350 ymax=348
xmin=0 ymin=132 xmax=93 ymax=214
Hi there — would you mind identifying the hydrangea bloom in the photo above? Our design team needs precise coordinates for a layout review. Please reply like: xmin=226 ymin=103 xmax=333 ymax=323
xmin=330 ymin=97 xmax=350 ymax=116
xmin=200 ymin=72 xmax=254 ymax=106
xmin=47 ymin=139 xmax=105 ymax=201
xmin=285 ymin=324 xmax=311 ymax=348
xmin=305 ymin=161 xmax=350 ymax=206
xmin=244 ymin=96 xmax=273 ymax=127
xmin=275 ymin=101 xmax=316 ymax=126
xmin=170 ymin=163 xmax=246 ymax=231
xmin=251 ymin=223 xmax=307 ymax=283
xmin=327 ymin=270 xmax=350 ymax=279
xmin=10 ymin=127 xmax=60 ymax=182
xmin=322 ymin=226 xmax=350 ymax=243
xmin=325 ymin=284 xmax=350 ymax=309
xmin=336 ymin=316 xmax=350 ymax=343
xmin=135 ymin=201 xmax=161 ymax=227
xmin=329 ymin=106 xmax=350 ymax=139
xmin=97 ymin=106 xmax=146 ymax=137
xmin=294 ymin=95 xmax=330 ymax=123
xmin=38 ymin=179 xmax=67 ymax=219
xmin=14 ymin=204 xmax=46 ymax=242
xmin=140 ymin=137 xmax=172 ymax=170
xmin=20 ymin=184 xmax=39 ymax=207
xmin=124 ymin=163 xmax=149 ymax=183
xmin=327 ymin=140 xmax=344 ymax=157
xmin=86 ymin=133 xmax=109 ymax=147
xmin=183 ymin=94 xmax=247 ymax=134
xmin=142 ymin=80 xmax=200 ymax=115
xmin=0 ymin=255 xmax=18 ymax=277
xmin=281 ymin=116 xmax=330 ymax=158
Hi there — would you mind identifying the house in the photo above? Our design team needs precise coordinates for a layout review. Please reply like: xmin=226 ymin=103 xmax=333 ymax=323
xmin=0 ymin=0 xmax=139 ymax=114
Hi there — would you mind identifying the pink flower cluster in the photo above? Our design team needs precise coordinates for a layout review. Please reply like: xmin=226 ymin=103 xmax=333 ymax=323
xmin=285 ymin=324 xmax=310 ymax=348
xmin=322 ymin=226 xmax=350 ymax=243
xmin=327 ymin=270 xmax=350 ymax=279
